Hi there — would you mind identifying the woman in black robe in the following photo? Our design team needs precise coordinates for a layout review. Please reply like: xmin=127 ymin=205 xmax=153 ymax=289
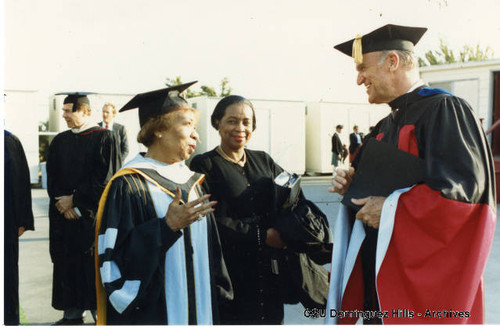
xmin=190 ymin=95 xmax=290 ymax=325
xmin=95 ymin=82 xmax=232 ymax=325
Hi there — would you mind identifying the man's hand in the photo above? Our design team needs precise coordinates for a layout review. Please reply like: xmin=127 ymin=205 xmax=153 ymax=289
xmin=55 ymin=195 xmax=74 ymax=214
xmin=18 ymin=227 xmax=26 ymax=237
xmin=328 ymin=167 xmax=355 ymax=195
xmin=351 ymin=196 xmax=386 ymax=229
xmin=63 ymin=208 xmax=80 ymax=220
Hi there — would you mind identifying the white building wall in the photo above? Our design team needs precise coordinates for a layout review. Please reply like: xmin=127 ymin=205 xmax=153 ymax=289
xmin=4 ymin=90 xmax=40 ymax=184
xmin=305 ymin=101 xmax=389 ymax=174
xmin=305 ymin=103 xmax=322 ymax=173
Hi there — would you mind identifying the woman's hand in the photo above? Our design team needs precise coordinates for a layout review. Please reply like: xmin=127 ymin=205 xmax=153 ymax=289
xmin=165 ymin=188 xmax=217 ymax=231
xmin=266 ymin=228 xmax=286 ymax=249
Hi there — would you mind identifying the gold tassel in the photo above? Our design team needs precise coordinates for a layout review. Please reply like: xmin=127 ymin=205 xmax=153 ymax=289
xmin=352 ymin=34 xmax=363 ymax=64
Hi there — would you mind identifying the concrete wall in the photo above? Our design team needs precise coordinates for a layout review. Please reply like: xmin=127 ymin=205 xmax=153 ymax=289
xmin=305 ymin=101 xmax=389 ymax=174
xmin=4 ymin=90 xmax=40 ymax=184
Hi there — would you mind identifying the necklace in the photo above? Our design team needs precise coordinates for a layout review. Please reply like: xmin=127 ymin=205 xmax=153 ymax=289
xmin=216 ymin=145 xmax=246 ymax=167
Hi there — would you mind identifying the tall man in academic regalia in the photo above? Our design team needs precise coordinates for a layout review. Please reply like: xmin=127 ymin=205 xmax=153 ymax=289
xmin=4 ymin=131 xmax=35 ymax=325
xmin=47 ymin=93 xmax=121 ymax=325
xmin=327 ymin=24 xmax=496 ymax=324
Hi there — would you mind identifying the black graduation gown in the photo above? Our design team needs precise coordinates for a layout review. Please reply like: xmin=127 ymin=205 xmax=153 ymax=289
xmin=4 ymin=131 xmax=35 ymax=325
xmin=350 ymin=86 xmax=496 ymax=324
xmin=46 ymin=126 xmax=120 ymax=310
xmin=96 ymin=165 xmax=232 ymax=325
xmin=190 ymin=148 xmax=286 ymax=325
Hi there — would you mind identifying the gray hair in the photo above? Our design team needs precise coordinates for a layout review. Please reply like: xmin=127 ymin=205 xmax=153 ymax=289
xmin=378 ymin=50 xmax=417 ymax=69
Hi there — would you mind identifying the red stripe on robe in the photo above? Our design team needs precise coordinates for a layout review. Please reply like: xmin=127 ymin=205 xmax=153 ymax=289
xmin=337 ymin=124 xmax=495 ymax=324
xmin=377 ymin=185 xmax=495 ymax=324
xmin=376 ymin=124 xmax=496 ymax=324
xmin=339 ymin=255 xmax=365 ymax=324
xmin=397 ymin=125 xmax=419 ymax=157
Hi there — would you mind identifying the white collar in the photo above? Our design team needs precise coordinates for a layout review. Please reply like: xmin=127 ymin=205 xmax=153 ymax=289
xmin=407 ymin=79 xmax=425 ymax=93
xmin=391 ymin=80 xmax=425 ymax=115
xmin=123 ymin=153 xmax=195 ymax=184
xmin=71 ymin=121 xmax=95 ymax=134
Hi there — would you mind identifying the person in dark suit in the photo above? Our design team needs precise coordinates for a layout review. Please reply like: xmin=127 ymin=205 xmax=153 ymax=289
xmin=331 ymin=124 xmax=343 ymax=169
xmin=99 ymin=103 xmax=129 ymax=162
xmin=348 ymin=125 xmax=362 ymax=163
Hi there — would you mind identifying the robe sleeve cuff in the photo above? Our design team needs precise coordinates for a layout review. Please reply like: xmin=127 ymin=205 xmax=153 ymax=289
xmin=72 ymin=189 xmax=80 ymax=208
xmin=159 ymin=218 xmax=182 ymax=250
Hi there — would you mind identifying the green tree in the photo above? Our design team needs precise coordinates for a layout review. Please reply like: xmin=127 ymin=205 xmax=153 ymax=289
xmin=220 ymin=77 xmax=232 ymax=97
xmin=38 ymin=120 xmax=50 ymax=162
xmin=418 ymin=39 xmax=494 ymax=67
xmin=165 ymin=76 xmax=232 ymax=97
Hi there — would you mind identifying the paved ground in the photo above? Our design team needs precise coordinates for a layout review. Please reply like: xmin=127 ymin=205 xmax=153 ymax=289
xmin=18 ymin=177 xmax=500 ymax=325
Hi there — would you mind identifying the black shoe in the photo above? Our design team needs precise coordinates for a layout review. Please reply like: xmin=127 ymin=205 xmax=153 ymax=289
xmin=52 ymin=318 xmax=84 ymax=325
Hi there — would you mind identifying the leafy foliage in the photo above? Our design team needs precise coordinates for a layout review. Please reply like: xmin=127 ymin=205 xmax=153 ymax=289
xmin=418 ymin=39 xmax=494 ymax=66
xmin=38 ymin=120 xmax=50 ymax=162
xmin=165 ymin=76 xmax=232 ymax=97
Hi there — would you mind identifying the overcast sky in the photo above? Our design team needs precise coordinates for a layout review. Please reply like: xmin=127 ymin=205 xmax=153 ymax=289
xmin=4 ymin=0 xmax=500 ymax=106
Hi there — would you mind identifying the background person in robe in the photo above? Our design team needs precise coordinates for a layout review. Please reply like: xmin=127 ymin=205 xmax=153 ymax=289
xmin=98 ymin=103 xmax=129 ymax=162
xmin=327 ymin=24 xmax=496 ymax=324
xmin=331 ymin=124 xmax=343 ymax=170
xmin=47 ymin=93 xmax=120 ymax=325
xmin=4 ymin=130 xmax=35 ymax=325
xmin=190 ymin=95 xmax=294 ymax=325
xmin=95 ymin=82 xmax=233 ymax=325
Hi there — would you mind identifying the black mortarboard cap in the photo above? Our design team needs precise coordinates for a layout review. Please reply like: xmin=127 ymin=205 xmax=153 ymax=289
xmin=119 ymin=81 xmax=197 ymax=127
xmin=55 ymin=92 xmax=94 ymax=112
xmin=341 ymin=138 xmax=425 ymax=212
xmin=334 ymin=24 xmax=427 ymax=64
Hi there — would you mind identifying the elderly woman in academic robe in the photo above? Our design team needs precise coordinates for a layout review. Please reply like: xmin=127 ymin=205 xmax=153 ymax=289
xmin=95 ymin=82 xmax=232 ymax=325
